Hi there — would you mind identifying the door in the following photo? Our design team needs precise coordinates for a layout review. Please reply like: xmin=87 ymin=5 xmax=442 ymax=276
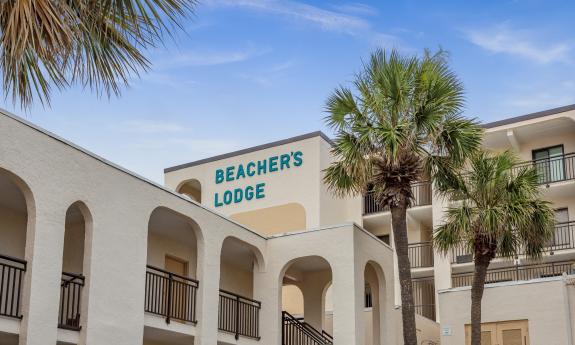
xmin=165 ymin=255 xmax=189 ymax=321
xmin=466 ymin=320 xmax=529 ymax=345
xmin=533 ymin=145 xmax=564 ymax=183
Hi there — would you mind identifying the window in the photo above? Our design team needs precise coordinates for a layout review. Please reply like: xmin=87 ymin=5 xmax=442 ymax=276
xmin=532 ymin=145 xmax=564 ymax=183
xmin=551 ymin=208 xmax=570 ymax=247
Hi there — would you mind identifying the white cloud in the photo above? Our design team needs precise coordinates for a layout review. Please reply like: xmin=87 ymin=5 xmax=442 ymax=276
xmin=118 ymin=120 xmax=188 ymax=134
xmin=203 ymin=0 xmax=404 ymax=49
xmin=157 ymin=46 xmax=270 ymax=69
xmin=465 ymin=24 xmax=571 ymax=64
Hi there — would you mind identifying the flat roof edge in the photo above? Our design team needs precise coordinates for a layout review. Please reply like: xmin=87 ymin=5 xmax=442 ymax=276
xmin=164 ymin=131 xmax=333 ymax=173
xmin=482 ymin=104 xmax=575 ymax=129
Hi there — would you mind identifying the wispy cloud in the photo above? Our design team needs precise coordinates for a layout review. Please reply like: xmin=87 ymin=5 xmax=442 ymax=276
xmin=156 ymin=46 xmax=270 ymax=69
xmin=465 ymin=24 xmax=571 ymax=64
xmin=118 ymin=120 xmax=188 ymax=134
xmin=204 ymin=0 xmax=404 ymax=48
xmin=237 ymin=59 xmax=297 ymax=86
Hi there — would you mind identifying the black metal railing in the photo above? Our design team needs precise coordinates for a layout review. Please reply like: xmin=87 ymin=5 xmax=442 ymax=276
xmin=145 ymin=265 xmax=198 ymax=324
xmin=0 ymin=254 xmax=26 ymax=319
xmin=218 ymin=289 xmax=261 ymax=340
xmin=512 ymin=152 xmax=575 ymax=185
xmin=451 ymin=221 xmax=575 ymax=263
xmin=413 ymin=278 xmax=436 ymax=321
xmin=58 ymin=272 xmax=85 ymax=330
xmin=282 ymin=311 xmax=332 ymax=345
xmin=409 ymin=241 xmax=434 ymax=268
xmin=363 ymin=181 xmax=432 ymax=215
xmin=452 ymin=260 xmax=575 ymax=288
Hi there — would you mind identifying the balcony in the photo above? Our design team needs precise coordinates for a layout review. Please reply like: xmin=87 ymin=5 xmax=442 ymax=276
xmin=144 ymin=265 xmax=199 ymax=324
xmin=452 ymin=260 xmax=575 ymax=288
xmin=409 ymin=241 xmax=434 ymax=269
xmin=451 ymin=221 xmax=575 ymax=264
xmin=363 ymin=181 xmax=432 ymax=215
xmin=512 ymin=152 xmax=575 ymax=185
xmin=58 ymin=272 xmax=85 ymax=330
xmin=218 ymin=289 xmax=261 ymax=340
xmin=0 ymin=254 xmax=26 ymax=320
xmin=413 ymin=277 xmax=436 ymax=321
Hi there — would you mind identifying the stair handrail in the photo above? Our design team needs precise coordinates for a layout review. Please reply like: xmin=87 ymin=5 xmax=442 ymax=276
xmin=282 ymin=311 xmax=333 ymax=344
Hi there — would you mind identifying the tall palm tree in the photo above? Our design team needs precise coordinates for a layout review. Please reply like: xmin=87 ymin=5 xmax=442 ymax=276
xmin=434 ymin=150 xmax=555 ymax=345
xmin=323 ymin=49 xmax=482 ymax=345
xmin=0 ymin=0 xmax=196 ymax=108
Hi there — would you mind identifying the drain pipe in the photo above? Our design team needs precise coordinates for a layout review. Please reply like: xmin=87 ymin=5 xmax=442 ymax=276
xmin=563 ymin=273 xmax=574 ymax=345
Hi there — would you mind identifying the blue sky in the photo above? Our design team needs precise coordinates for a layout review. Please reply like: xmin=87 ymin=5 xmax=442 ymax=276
xmin=5 ymin=0 xmax=575 ymax=182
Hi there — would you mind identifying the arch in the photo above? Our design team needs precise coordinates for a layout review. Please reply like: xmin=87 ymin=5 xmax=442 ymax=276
xmin=282 ymin=284 xmax=304 ymax=316
xmin=363 ymin=260 xmax=389 ymax=345
xmin=279 ymin=255 xmax=333 ymax=334
xmin=176 ymin=179 xmax=202 ymax=203
xmin=59 ymin=201 xmax=92 ymax=330
xmin=219 ymin=236 xmax=265 ymax=299
xmin=0 ymin=167 xmax=35 ymax=260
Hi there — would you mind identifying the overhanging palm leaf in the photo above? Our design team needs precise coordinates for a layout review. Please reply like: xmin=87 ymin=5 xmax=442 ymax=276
xmin=0 ymin=0 xmax=196 ymax=107
xmin=324 ymin=48 xmax=482 ymax=345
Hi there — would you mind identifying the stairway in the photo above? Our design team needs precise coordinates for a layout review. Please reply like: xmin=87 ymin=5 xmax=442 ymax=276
xmin=282 ymin=311 xmax=333 ymax=345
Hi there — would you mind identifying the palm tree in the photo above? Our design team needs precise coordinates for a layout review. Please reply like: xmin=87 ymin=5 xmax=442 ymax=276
xmin=434 ymin=150 xmax=555 ymax=345
xmin=323 ymin=49 xmax=482 ymax=345
xmin=0 ymin=0 xmax=196 ymax=108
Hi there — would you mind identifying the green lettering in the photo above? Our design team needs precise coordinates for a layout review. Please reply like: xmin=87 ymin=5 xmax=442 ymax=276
xmin=269 ymin=156 xmax=278 ymax=172
xmin=247 ymin=162 xmax=256 ymax=177
xmin=245 ymin=186 xmax=254 ymax=200
xmin=215 ymin=169 xmax=224 ymax=184
xmin=234 ymin=188 xmax=243 ymax=203
xmin=226 ymin=166 xmax=235 ymax=182
xmin=280 ymin=154 xmax=290 ymax=170
xmin=214 ymin=193 xmax=223 ymax=207
xmin=257 ymin=160 xmax=267 ymax=175
xmin=255 ymin=183 xmax=265 ymax=199
xmin=236 ymin=164 xmax=246 ymax=179
xmin=223 ymin=190 xmax=233 ymax=205
xmin=293 ymin=151 xmax=303 ymax=167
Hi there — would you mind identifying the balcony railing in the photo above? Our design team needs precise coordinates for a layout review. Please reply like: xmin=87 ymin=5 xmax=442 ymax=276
xmin=413 ymin=277 xmax=436 ymax=321
xmin=452 ymin=260 xmax=575 ymax=288
xmin=363 ymin=181 xmax=432 ymax=215
xmin=451 ymin=221 xmax=575 ymax=264
xmin=409 ymin=241 xmax=434 ymax=268
xmin=0 ymin=254 xmax=26 ymax=319
xmin=282 ymin=311 xmax=333 ymax=345
xmin=145 ymin=265 xmax=198 ymax=324
xmin=58 ymin=272 xmax=85 ymax=330
xmin=218 ymin=289 xmax=261 ymax=340
xmin=512 ymin=152 xmax=575 ymax=185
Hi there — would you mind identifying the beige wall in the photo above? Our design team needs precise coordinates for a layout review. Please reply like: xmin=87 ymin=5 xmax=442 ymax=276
xmin=0 ymin=207 xmax=26 ymax=259
xmin=147 ymin=232 xmax=198 ymax=279
xmin=438 ymin=277 xmax=575 ymax=345
xmin=230 ymin=203 xmax=306 ymax=235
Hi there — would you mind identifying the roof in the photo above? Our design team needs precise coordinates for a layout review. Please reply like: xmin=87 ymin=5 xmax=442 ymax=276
xmin=482 ymin=104 xmax=575 ymax=129
xmin=164 ymin=131 xmax=333 ymax=172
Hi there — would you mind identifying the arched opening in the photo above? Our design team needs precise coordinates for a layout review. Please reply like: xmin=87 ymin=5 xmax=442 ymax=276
xmin=280 ymin=256 xmax=333 ymax=343
xmin=364 ymin=262 xmax=384 ymax=345
xmin=218 ymin=236 xmax=264 ymax=340
xmin=177 ymin=179 xmax=202 ymax=203
xmin=145 ymin=207 xmax=201 ymax=327
xmin=0 ymin=169 xmax=32 ymax=327
xmin=59 ymin=202 xmax=90 ymax=330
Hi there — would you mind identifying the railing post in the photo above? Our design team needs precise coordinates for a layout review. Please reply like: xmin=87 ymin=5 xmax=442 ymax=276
xmin=166 ymin=273 xmax=173 ymax=324
xmin=235 ymin=294 xmax=240 ymax=340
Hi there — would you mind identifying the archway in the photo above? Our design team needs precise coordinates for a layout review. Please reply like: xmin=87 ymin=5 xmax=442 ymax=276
xmin=363 ymin=261 xmax=388 ymax=345
xmin=280 ymin=256 xmax=333 ymax=343
xmin=145 ymin=207 xmax=202 ymax=326
xmin=0 ymin=168 xmax=33 ymax=324
xmin=59 ymin=202 xmax=90 ymax=330
xmin=177 ymin=179 xmax=202 ymax=203
xmin=218 ymin=236 xmax=265 ymax=340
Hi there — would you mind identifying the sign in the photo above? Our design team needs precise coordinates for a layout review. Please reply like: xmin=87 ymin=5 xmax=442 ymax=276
xmin=441 ymin=327 xmax=452 ymax=336
xmin=213 ymin=151 xmax=303 ymax=207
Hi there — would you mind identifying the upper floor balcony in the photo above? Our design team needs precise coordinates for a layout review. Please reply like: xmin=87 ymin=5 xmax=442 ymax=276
xmin=363 ymin=181 xmax=432 ymax=216
xmin=512 ymin=152 xmax=575 ymax=186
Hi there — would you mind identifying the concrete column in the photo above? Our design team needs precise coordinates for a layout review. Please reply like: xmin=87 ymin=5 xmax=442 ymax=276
xmin=254 ymin=265 xmax=280 ymax=344
xmin=332 ymin=259 xmax=364 ymax=345
xmin=300 ymin=271 xmax=331 ymax=331
xmin=20 ymin=199 xmax=65 ymax=345
xmin=432 ymin=188 xmax=451 ymax=323
xmin=195 ymin=236 xmax=222 ymax=345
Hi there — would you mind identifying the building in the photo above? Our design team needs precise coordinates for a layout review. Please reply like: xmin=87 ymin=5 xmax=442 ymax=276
xmin=0 ymin=104 xmax=574 ymax=345
xmin=164 ymin=104 xmax=575 ymax=345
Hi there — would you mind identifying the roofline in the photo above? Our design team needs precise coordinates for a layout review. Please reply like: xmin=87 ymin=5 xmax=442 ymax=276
xmin=482 ymin=104 xmax=575 ymax=129
xmin=164 ymin=131 xmax=333 ymax=173
xmin=0 ymin=108 xmax=268 ymax=240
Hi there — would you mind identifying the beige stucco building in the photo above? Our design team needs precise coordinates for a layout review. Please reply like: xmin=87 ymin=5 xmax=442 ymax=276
xmin=0 ymin=104 xmax=574 ymax=345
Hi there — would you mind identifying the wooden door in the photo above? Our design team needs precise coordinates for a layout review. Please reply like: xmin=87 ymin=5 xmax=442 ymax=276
xmin=466 ymin=320 xmax=529 ymax=345
xmin=466 ymin=323 xmax=497 ymax=345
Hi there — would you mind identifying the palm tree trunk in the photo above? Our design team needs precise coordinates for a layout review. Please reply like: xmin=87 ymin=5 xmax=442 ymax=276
xmin=470 ymin=254 xmax=490 ymax=345
xmin=390 ymin=202 xmax=418 ymax=345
